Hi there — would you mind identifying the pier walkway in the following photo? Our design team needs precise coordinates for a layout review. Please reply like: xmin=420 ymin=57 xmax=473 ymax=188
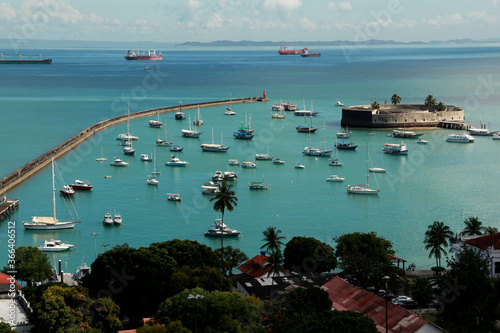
xmin=0 ymin=97 xmax=266 ymax=194
xmin=0 ymin=198 xmax=19 ymax=221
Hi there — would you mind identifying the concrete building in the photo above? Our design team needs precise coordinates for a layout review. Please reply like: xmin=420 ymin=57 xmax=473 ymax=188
xmin=451 ymin=233 xmax=500 ymax=278
xmin=0 ymin=273 xmax=33 ymax=332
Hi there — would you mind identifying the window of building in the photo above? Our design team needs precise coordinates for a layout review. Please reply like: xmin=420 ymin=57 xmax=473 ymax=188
xmin=495 ymin=262 xmax=500 ymax=274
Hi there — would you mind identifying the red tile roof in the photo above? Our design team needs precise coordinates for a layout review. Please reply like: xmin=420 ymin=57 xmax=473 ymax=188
xmin=237 ymin=254 xmax=272 ymax=278
xmin=0 ymin=273 xmax=21 ymax=290
xmin=464 ymin=233 xmax=500 ymax=251
xmin=321 ymin=277 xmax=444 ymax=333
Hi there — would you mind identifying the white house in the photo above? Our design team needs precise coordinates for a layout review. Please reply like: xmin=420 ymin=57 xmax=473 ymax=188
xmin=451 ymin=233 xmax=500 ymax=278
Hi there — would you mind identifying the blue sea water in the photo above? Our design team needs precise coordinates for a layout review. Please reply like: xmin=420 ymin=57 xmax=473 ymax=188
xmin=1 ymin=44 xmax=500 ymax=274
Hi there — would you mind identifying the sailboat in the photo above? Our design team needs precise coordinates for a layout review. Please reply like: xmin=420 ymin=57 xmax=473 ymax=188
xmin=95 ymin=147 xmax=107 ymax=161
xmin=193 ymin=105 xmax=203 ymax=126
xmin=152 ymin=148 xmax=161 ymax=175
xmin=201 ymin=128 xmax=230 ymax=152
xmin=224 ymin=93 xmax=236 ymax=115
xmin=347 ymin=145 xmax=380 ymax=195
xmin=149 ymin=110 xmax=163 ymax=128
xmin=156 ymin=122 xmax=173 ymax=146
xmin=116 ymin=103 xmax=139 ymax=141
xmin=233 ymin=114 xmax=255 ymax=140
xmin=328 ymin=147 xmax=344 ymax=166
xmin=23 ymin=158 xmax=80 ymax=230
xmin=182 ymin=115 xmax=203 ymax=138
xmin=123 ymin=139 xmax=136 ymax=155
xmin=255 ymin=145 xmax=273 ymax=160
xmin=296 ymin=113 xmax=318 ymax=133
xmin=302 ymin=119 xmax=333 ymax=157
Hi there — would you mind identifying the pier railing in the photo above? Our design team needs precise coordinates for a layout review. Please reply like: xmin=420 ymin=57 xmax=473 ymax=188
xmin=0 ymin=97 xmax=266 ymax=193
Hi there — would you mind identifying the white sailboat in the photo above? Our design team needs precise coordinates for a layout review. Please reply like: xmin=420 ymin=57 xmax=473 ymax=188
xmin=149 ymin=110 xmax=163 ymax=128
xmin=200 ymin=128 xmax=230 ymax=152
xmin=23 ymin=158 xmax=80 ymax=230
xmin=224 ymin=93 xmax=236 ymax=115
xmin=347 ymin=145 xmax=380 ymax=195
xmin=116 ymin=103 xmax=139 ymax=141
xmin=156 ymin=122 xmax=173 ymax=146
xmin=194 ymin=105 xmax=203 ymax=126
xmin=152 ymin=148 xmax=161 ymax=175
xmin=329 ymin=147 xmax=344 ymax=166
xmin=302 ymin=119 xmax=333 ymax=157
xmin=182 ymin=115 xmax=203 ymax=138
xmin=95 ymin=147 xmax=107 ymax=161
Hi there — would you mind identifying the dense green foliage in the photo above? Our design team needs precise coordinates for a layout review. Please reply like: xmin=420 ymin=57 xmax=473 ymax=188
xmin=424 ymin=221 xmax=454 ymax=268
xmin=261 ymin=226 xmax=286 ymax=254
xmin=424 ymin=95 xmax=437 ymax=109
xmin=334 ymin=232 xmax=397 ymax=289
xmin=215 ymin=246 xmax=248 ymax=276
xmin=391 ymin=94 xmax=401 ymax=105
xmin=169 ymin=265 xmax=232 ymax=295
xmin=283 ymin=236 xmax=337 ymax=274
xmin=411 ymin=278 xmax=434 ymax=311
xmin=370 ymin=101 xmax=380 ymax=110
xmin=436 ymin=101 xmax=447 ymax=111
xmin=2 ymin=246 xmax=52 ymax=286
xmin=462 ymin=216 xmax=485 ymax=236
xmin=0 ymin=321 xmax=16 ymax=333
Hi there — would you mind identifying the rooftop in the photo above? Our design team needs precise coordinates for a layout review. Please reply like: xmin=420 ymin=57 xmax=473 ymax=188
xmin=464 ymin=233 xmax=500 ymax=251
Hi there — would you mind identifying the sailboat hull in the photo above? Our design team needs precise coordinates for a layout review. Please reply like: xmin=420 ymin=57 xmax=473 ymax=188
xmin=23 ymin=221 xmax=77 ymax=230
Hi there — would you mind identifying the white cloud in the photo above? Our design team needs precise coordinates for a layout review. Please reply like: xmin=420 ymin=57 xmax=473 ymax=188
xmin=206 ymin=13 xmax=223 ymax=28
xmin=466 ymin=11 xmax=499 ymax=25
xmin=300 ymin=17 xmax=317 ymax=31
xmin=0 ymin=3 xmax=16 ymax=20
xmin=424 ymin=13 xmax=464 ymax=26
xmin=327 ymin=2 xmax=353 ymax=12
xmin=262 ymin=0 xmax=302 ymax=14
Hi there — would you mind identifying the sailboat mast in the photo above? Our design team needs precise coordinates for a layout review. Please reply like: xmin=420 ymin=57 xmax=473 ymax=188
xmin=52 ymin=157 xmax=56 ymax=219
xmin=127 ymin=103 xmax=131 ymax=135
xmin=366 ymin=145 xmax=370 ymax=187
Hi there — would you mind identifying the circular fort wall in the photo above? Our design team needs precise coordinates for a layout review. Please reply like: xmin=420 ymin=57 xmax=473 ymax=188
xmin=340 ymin=104 xmax=464 ymax=128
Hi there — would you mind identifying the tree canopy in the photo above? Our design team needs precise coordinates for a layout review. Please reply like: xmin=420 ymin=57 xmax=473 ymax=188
xmin=215 ymin=246 xmax=248 ymax=276
xmin=2 ymin=246 xmax=53 ymax=286
xmin=334 ymin=232 xmax=397 ymax=289
xmin=424 ymin=95 xmax=437 ymax=109
xmin=261 ymin=226 xmax=286 ymax=254
xmin=391 ymin=94 xmax=401 ymax=105
xmin=462 ymin=216 xmax=485 ymax=236
xmin=284 ymin=236 xmax=337 ymax=274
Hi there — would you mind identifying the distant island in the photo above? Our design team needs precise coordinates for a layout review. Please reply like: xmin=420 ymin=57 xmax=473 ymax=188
xmin=176 ymin=38 xmax=500 ymax=47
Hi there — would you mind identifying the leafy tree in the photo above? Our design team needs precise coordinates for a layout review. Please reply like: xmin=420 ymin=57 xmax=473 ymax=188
xmin=261 ymin=226 xmax=286 ymax=254
xmin=462 ymin=216 xmax=485 ymax=236
xmin=411 ymin=278 xmax=434 ymax=313
xmin=424 ymin=95 xmax=437 ymax=110
xmin=441 ymin=247 xmax=494 ymax=331
xmin=0 ymin=321 xmax=16 ymax=333
xmin=155 ymin=288 xmax=265 ymax=333
xmin=215 ymin=246 xmax=248 ymax=276
xmin=424 ymin=221 xmax=454 ymax=268
xmin=90 ymin=296 xmax=122 ymax=332
xmin=484 ymin=226 xmax=498 ymax=235
xmin=391 ymin=94 xmax=401 ymax=105
xmin=137 ymin=320 xmax=191 ymax=333
xmin=210 ymin=182 xmax=238 ymax=251
xmin=436 ymin=101 xmax=447 ymax=111
xmin=283 ymin=236 xmax=337 ymax=274
xmin=169 ymin=266 xmax=232 ymax=295
xmin=334 ymin=232 xmax=397 ymax=290
xmin=2 ymin=246 xmax=53 ymax=287
xmin=151 ymin=239 xmax=220 ymax=269
xmin=370 ymin=101 xmax=380 ymax=110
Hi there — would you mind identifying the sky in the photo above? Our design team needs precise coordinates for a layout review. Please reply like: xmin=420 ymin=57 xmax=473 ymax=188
xmin=0 ymin=0 xmax=499 ymax=44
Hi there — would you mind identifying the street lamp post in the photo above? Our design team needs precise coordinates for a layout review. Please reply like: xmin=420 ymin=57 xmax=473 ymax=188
xmin=187 ymin=294 xmax=204 ymax=333
xmin=91 ymin=233 xmax=100 ymax=259
xmin=382 ymin=275 xmax=390 ymax=333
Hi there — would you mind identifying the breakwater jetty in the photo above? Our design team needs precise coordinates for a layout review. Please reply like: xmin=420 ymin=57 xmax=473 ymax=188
xmin=0 ymin=96 xmax=266 ymax=194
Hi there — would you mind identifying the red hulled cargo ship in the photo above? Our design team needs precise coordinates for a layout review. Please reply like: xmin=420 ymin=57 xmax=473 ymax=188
xmin=124 ymin=50 xmax=162 ymax=60
xmin=278 ymin=45 xmax=304 ymax=55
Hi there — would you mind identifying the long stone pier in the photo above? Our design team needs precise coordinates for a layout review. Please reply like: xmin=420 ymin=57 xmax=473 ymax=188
xmin=0 ymin=96 xmax=266 ymax=194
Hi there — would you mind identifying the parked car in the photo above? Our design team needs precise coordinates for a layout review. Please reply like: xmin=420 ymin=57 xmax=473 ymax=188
xmin=392 ymin=295 xmax=413 ymax=304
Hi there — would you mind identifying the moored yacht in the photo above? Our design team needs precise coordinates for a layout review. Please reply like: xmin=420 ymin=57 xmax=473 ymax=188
xmin=38 ymin=239 xmax=74 ymax=252
xmin=60 ymin=185 xmax=75 ymax=197
xmin=393 ymin=129 xmax=423 ymax=139
xmin=446 ymin=133 xmax=475 ymax=143
xmin=165 ymin=155 xmax=189 ymax=166
xmin=204 ymin=219 xmax=241 ymax=237
xmin=103 ymin=212 xmax=113 ymax=225
xmin=110 ymin=157 xmax=128 ymax=167
xmin=382 ymin=142 xmax=408 ymax=155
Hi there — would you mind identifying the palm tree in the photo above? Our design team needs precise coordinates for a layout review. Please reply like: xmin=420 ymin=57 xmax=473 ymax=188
xmin=266 ymin=249 xmax=286 ymax=299
xmin=371 ymin=101 xmax=380 ymax=110
xmin=424 ymin=95 xmax=437 ymax=110
xmin=424 ymin=221 xmax=454 ymax=268
xmin=210 ymin=182 xmax=238 ymax=251
xmin=436 ymin=101 xmax=447 ymax=111
xmin=484 ymin=226 xmax=499 ymax=235
xmin=391 ymin=94 xmax=401 ymax=105
xmin=261 ymin=226 xmax=286 ymax=254
xmin=463 ymin=216 xmax=485 ymax=236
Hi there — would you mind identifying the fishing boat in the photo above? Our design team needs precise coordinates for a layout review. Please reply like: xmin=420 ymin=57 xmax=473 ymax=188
xmin=204 ymin=219 xmax=241 ymax=237
xmin=241 ymin=161 xmax=257 ymax=169
xmin=326 ymin=175 xmax=345 ymax=182
xmin=201 ymin=128 xmax=230 ymax=152
xmin=70 ymin=179 xmax=93 ymax=191
xmin=124 ymin=50 xmax=162 ymax=60
xmin=382 ymin=142 xmax=408 ymax=155
xmin=228 ymin=159 xmax=240 ymax=166
xmin=182 ymin=115 xmax=203 ymax=138
xmin=446 ymin=133 xmax=475 ymax=143
xmin=113 ymin=212 xmax=122 ymax=225
xmin=38 ymin=239 xmax=74 ymax=252
xmin=282 ymin=102 xmax=297 ymax=111
xmin=116 ymin=104 xmax=139 ymax=141
xmin=103 ymin=212 xmax=113 ymax=225
xmin=193 ymin=105 xmax=203 ymax=126
xmin=347 ymin=146 xmax=380 ymax=195
xmin=59 ymin=185 xmax=75 ymax=197
xmin=392 ymin=129 xmax=423 ymax=139
xmin=149 ymin=111 xmax=163 ymax=128
xmin=95 ymin=147 xmax=107 ymax=161
xmin=23 ymin=158 xmax=80 ymax=230
xmin=255 ymin=145 xmax=273 ymax=160
xmin=141 ymin=154 xmax=153 ymax=161
xmin=110 ymin=157 xmax=128 ymax=167
xmin=165 ymin=155 xmax=189 ymax=167
xmin=167 ymin=193 xmax=182 ymax=201
xmin=273 ymin=158 xmax=285 ymax=165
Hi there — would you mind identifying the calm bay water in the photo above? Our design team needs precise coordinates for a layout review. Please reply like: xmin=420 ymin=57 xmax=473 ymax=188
xmin=1 ymin=45 xmax=500 ymax=274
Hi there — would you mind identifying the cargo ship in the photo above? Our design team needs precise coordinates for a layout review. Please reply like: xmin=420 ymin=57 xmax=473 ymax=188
xmin=0 ymin=53 xmax=52 ymax=64
xmin=124 ymin=50 xmax=162 ymax=60
xmin=300 ymin=48 xmax=321 ymax=57
xmin=278 ymin=45 xmax=303 ymax=55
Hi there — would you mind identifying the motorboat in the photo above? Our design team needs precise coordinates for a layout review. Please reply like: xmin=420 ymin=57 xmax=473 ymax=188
xmin=110 ymin=157 xmax=128 ymax=167
xmin=38 ymin=239 xmax=74 ymax=252
xmin=382 ymin=142 xmax=408 ymax=155
xmin=165 ymin=155 xmax=189 ymax=166
xmin=167 ymin=193 xmax=182 ymax=201
xmin=103 ymin=212 xmax=113 ymax=225
xmin=241 ymin=161 xmax=257 ymax=169
xmin=70 ymin=179 xmax=93 ymax=190
xmin=60 ymin=185 xmax=75 ymax=197
xmin=249 ymin=181 xmax=270 ymax=190
xmin=224 ymin=107 xmax=236 ymax=115
xmin=204 ymin=219 xmax=241 ymax=237
xmin=328 ymin=158 xmax=344 ymax=166
xmin=326 ymin=175 xmax=345 ymax=182
xmin=493 ymin=134 xmax=500 ymax=140
xmin=295 ymin=163 xmax=305 ymax=169
xmin=212 ymin=170 xmax=225 ymax=182
xmin=224 ymin=171 xmax=237 ymax=181
xmin=175 ymin=111 xmax=186 ymax=120
xmin=228 ymin=159 xmax=240 ymax=166
xmin=204 ymin=181 xmax=217 ymax=186
xmin=141 ymin=154 xmax=153 ymax=161
xmin=392 ymin=129 xmax=423 ymax=138
xmin=201 ymin=185 xmax=220 ymax=195
xmin=272 ymin=102 xmax=284 ymax=111
xmin=335 ymin=101 xmax=344 ymax=107
xmin=147 ymin=175 xmax=159 ymax=186
xmin=75 ymin=263 xmax=91 ymax=284
xmin=273 ymin=158 xmax=285 ymax=165
xmin=369 ymin=167 xmax=387 ymax=173
xmin=446 ymin=133 xmax=475 ymax=143
xmin=113 ymin=213 xmax=122 ymax=225
xmin=169 ymin=145 xmax=183 ymax=152
xmin=417 ymin=138 xmax=428 ymax=144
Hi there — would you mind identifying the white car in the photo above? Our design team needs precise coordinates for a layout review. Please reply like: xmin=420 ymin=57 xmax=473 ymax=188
xmin=392 ymin=295 xmax=413 ymax=304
